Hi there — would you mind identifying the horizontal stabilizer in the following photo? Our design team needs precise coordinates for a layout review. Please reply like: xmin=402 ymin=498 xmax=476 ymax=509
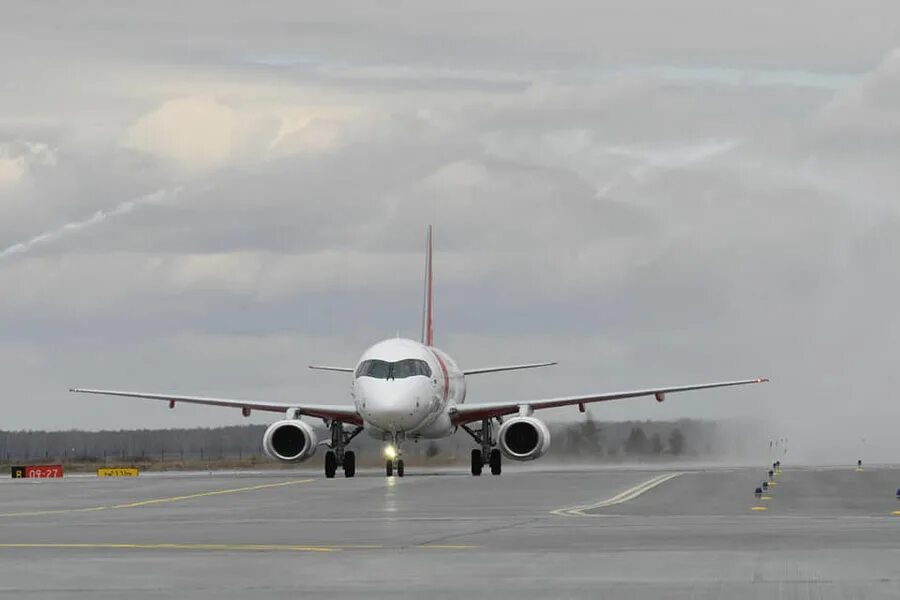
xmin=308 ymin=366 xmax=355 ymax=373
xmin=463 ymin=362 xmax=557 ymax=376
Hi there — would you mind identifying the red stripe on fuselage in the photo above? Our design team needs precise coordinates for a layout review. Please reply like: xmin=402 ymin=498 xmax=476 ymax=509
xmin=430 ymin=349 xmax=450 ymax=403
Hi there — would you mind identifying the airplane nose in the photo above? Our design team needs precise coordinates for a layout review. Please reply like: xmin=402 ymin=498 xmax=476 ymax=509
xmin=358 ymin=378 xmax=429 ymax=430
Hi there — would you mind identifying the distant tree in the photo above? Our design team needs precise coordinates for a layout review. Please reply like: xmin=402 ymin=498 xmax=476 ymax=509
xmin=669 ymin=428 xmax=685 ymax=456
xmin=624 ymin=427 xmax=649 ymax=455
xmin=650 ymin=433 xmax=664 ymax=455
xmin=579 ymin=413 xmax=604 ymax=455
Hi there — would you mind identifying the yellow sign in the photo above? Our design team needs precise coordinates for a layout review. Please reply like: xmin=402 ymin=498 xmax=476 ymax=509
xmin=97 ymin=467 xmax=139 ymax=478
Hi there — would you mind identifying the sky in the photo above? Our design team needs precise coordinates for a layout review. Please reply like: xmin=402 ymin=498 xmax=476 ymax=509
xmin=1 ymin=1 xmax=899 ymax=463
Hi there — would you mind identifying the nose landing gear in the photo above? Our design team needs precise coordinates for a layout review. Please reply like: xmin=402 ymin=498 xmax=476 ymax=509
xmin=384 ymin=434 xmax=405 ymax=477
xmin=385 ymin=457 xmax=405 ymax=477
xmin=462 ymin=418 xmax=502 ymax=476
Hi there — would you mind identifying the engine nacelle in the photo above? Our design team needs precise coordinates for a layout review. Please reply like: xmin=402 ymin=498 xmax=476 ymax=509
xmin=497 ymin=416 xmax=551 ymax=461
xmin=262 ymin=420 xmax=318 ymax=463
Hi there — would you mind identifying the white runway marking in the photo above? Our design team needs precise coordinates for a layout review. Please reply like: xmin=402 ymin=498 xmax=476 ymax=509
xmin=551 ymin=472 xmax=683 ymax=517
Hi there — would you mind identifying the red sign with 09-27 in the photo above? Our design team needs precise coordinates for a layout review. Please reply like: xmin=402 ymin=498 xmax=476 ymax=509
xmin=11 ymin=465 xmax=64 ymax=478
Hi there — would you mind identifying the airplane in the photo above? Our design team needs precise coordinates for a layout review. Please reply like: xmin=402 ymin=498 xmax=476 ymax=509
xmin=71 ymin=226 xmax=768 ymax=478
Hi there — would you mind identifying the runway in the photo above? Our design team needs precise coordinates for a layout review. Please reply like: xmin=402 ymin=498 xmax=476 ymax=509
xmin=0 ymin=465 xmax=898 ymax=598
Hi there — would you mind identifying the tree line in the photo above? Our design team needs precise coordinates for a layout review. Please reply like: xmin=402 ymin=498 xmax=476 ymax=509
xmin=0 ymin=418 xmax=716 ymax=464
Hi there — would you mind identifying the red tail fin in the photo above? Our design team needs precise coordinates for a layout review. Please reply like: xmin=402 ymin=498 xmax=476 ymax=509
xmin=421 ymin=225 xmax=434 ymax=346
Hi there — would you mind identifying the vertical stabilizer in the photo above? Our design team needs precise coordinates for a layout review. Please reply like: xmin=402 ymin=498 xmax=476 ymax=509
xmin=421 ymin=225 xmax=434 ymax=346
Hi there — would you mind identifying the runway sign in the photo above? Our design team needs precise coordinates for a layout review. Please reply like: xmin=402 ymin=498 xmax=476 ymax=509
xmin=11 ymin=465 xmax=64 ymax=478
xmin=97 ymin=467 xmax=139 ymax=477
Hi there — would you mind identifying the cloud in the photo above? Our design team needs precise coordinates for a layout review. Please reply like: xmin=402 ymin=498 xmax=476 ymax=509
xmin=125 ymin=97 xmax=248 ymax=173
xmin=0 ymin=186 xmax=182 ymax=261
xmin=0 ymin=155 xmax=25 ymax=188
xmin=124 ymin=96 xmax=366 ymax=173
xmin=0 ymin=141 xmax=56 ymax=189
xmin=604 ymin=139 xmax=740 ymax=180
xmin=809 ymin=48 xmax=900 ymax=150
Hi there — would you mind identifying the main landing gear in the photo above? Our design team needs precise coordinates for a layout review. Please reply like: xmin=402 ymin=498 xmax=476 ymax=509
xmin=324 ymin=421 xmax=363 ymax=479
xmin=462 ymin=418 xmax=502 ymax=476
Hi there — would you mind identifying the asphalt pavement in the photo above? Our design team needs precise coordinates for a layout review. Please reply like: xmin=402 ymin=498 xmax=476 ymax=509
xmin=0 ymin=464 xmax=897 ymax=599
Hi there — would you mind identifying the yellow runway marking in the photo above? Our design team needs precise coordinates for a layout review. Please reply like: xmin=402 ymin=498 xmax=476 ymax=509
xmin=0 ymin=542 xmax=478 ymax=553
xmin=0 ymin=479 xmax=314 ymax=519
xmin=760 ymin=496 xmax=773 ymax=500
xmin=551 ymin=472 xmax=683 ymax=516
xmin=0 ymin=543 xmax=337 ymax=553
xmin=0 ymin=506 xmax=110 ymax=519
xmin=751 ymin=506 xmax=768 ymax=511
xmin=892 ymin=511 xmax=900 ymax=516
xmin=109 ymin=479 xmax=315 ymax=509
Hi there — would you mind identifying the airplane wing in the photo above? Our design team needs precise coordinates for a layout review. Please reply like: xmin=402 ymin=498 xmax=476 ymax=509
xmin=463 ymin=362 xmax=557 ymax=375
xmin=70 ymin=388 xmax=363 ymax=426
xmin=450 ymin=378 xmax=768 ymax=424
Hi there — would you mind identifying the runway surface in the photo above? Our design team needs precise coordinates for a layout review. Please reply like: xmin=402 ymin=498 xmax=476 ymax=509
xmin=0 ymin=464 xmax=898 ymax=598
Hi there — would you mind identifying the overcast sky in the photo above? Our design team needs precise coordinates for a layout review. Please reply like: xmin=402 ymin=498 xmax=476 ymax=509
xmin=1 ymin=2 xmax=898 ymax=462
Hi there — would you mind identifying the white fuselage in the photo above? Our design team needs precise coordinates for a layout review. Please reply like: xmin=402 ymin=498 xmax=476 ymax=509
xmin=351 ymin=338 xmax=465 ymax=440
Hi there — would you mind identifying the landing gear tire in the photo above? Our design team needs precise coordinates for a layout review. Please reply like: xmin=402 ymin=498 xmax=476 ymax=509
xmin=325 ymin=451 xmax=337 ymax=478
xmin=490 ymin=449 xmax=502 ymax=475
xmin=397 ymin=460 xmax=405 ymax=478
xmin=471 ymin=449 xmax=483 ymax=476
xmin=343 ymin=451 xmax=356 ymax=478
xmin=386 ymin=460 xmax=393 ymax=477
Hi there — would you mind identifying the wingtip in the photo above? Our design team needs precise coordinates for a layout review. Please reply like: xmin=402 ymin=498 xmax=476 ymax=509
xmin=757 ymin=377 xmax=770 ymax=383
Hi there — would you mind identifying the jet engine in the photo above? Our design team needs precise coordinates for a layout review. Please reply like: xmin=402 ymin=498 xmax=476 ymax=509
xmin=262 ymin=420 xmax=318 ymax=463
xmin=497 ymin=416 xmax=551 ymax=461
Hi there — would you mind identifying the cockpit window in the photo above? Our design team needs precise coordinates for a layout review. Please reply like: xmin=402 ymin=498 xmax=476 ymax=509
xmin=356 ymin=359 xmax=391 ymax=379
xmin=355 ymin=359 xmax=432 ymax=380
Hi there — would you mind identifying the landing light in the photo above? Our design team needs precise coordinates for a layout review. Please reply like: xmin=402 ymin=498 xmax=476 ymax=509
xmin=384 ymin=445 xmax=398 ymax=460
